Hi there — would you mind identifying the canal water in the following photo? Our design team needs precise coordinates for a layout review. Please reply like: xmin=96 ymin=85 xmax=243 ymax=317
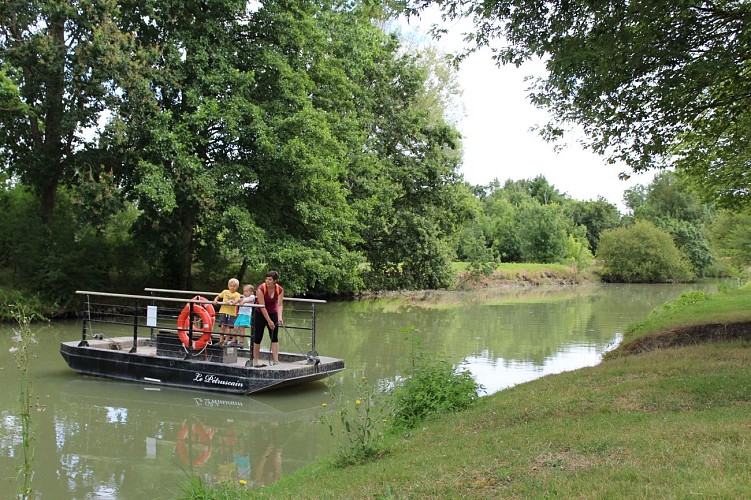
xmin=0 ymin=283 xmax=716 ymax=498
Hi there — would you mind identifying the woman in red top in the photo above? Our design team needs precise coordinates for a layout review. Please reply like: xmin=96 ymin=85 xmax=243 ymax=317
xmin=252 ymin=271 xmax=284 ymax=366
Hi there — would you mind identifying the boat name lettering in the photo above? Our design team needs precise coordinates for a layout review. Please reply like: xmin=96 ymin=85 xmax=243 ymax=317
xmin=192 ymin=373 xmax=244 ymax=388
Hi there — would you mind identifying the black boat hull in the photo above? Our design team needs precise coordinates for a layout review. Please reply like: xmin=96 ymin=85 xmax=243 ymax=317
xmin=60 ymin=339 xmax=344 ymax=395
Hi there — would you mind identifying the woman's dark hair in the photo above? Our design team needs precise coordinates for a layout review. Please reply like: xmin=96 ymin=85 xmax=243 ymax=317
xmin=266 ymin=270 xmax=279 ymax=281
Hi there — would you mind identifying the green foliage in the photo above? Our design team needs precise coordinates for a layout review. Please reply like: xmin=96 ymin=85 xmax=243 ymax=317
xmin=596 ymin=220 xmax=694 ymax=283
xmin=390 ymin=326 xmax=482 ymax=431
xmin=462 ymin=224 xmax=497 ymax=279
xmin=650 ymin=290 xmax=710 ymax=317
xmin=517 ymin=203 xmax=569 ymax=263
xmin=2 ymin=1 xmax=472 ymax=298
xmin=563 ymin=225 xmax=594 ymax=276
xmin=389 ymin=351 xmax=482 ymax=431
xmin=462 ymin=176 xmax=608 ymax=267
xmin=266 ymin=239 xmax=364 ymax=296
xmin=483 ymin=194 xmax=522 ymax=262
xmin=0 ymin=0 xmax=133 ymax=221
xmin=568 ymin=197 xmax=621 ymax=253
xmin=0 ymin=289 xmax=47 ymax=322
xmin=653 ymin=217 xmax=713 ymax=278
xmin=710 ymin=210 xmax=751 ymax=271
xmin=321 ymin=375 xmax=387 ymax=467
xmin=0 ymin=186 xmax=148 ymax=305
xmin=179 ymin=475 xmax=249 ymax=500
xmin=627 ymin=172 xmax=715 ymax=277
xmin=418 ymin=0 xmax=751 ymax=208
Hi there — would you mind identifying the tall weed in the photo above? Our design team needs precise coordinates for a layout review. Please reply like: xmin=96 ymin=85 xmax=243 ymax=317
xmin=321 ymin=374 xmax=387 ymax=467
xmin=10 ymin=305 xmax=39 ymax=499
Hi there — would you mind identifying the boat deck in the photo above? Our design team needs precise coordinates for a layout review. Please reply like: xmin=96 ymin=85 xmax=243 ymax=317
xmin=63 ymin=336 xmax=338 ymax=370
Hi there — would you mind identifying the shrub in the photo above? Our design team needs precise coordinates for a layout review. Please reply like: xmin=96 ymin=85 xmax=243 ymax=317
xmin=0 ymin=289 xmax=48 ymax=322
xmin=390 ymin=350 xmax=483 ymax=432
xmin=596 ymin=220 xmax=694 ymax=282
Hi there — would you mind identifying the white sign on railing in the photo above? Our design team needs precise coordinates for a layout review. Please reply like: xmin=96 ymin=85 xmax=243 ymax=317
xmin=146 ymin=306 xmax=158 ymax=327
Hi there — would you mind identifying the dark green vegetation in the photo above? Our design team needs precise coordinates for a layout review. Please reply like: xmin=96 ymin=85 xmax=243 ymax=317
xmin=2 ymin=1 xmax=751 ymax=316
xmin=188 ymin=284 xmax=751 ymax=499
xmin=1 ymin=0 xmax=469 ymax=305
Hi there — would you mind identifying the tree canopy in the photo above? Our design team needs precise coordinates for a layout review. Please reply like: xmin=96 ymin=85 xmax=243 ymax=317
xmin=0 ymin=0 xmax=470 ymax=296
xmin=410 ymin=0 xmax=751 ymax=208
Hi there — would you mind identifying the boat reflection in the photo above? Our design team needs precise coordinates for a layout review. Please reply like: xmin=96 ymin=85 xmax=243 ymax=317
xmin=52 ymin=378 xmax=328 ymax=494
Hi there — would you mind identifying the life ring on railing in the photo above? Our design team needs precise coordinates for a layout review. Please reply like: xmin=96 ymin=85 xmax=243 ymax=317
xmin=176 ymin=421 xmax=213 ymax=467
xmin=176 ymin=302 xmax=213 ymax=349
xmin=194 ymin=295 xmax=216 ymax=324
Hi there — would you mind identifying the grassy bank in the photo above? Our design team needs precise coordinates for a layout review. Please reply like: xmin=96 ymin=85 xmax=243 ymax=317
xmin=226 ymin=284 xmax=751 ymax=499
xmin=452 ymin=262 xmax=598 ymax=290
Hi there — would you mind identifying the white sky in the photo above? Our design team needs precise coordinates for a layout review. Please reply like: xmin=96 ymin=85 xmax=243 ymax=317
xmin=397 ymin=11 xmax=656 ymax=212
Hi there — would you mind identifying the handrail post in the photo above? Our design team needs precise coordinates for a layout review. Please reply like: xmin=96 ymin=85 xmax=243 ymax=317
xmin=130 ymin=299 xmax=139 ymax=353
xmin=311 ymin=303 xmax=317 ymax=354
xmin=149 ymin=290 xmax=157 ymax=340
xmin=186 ymin=301 xmax=195 ymax=357
xmin=78 ymin=294 xmax=90 ymax=347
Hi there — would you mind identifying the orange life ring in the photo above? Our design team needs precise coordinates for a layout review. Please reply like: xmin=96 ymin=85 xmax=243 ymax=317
xmin=193 ymin=295 xmax=216 ymax=325
xmin=176 ymin=421 xmax=213 ymax=467
xmin=176 ymin=302 xmax=213 ymax=349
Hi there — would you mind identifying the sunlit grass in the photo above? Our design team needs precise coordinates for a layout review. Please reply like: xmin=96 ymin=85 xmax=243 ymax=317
xmin=254 ymin=340 xmax=751 ymax=499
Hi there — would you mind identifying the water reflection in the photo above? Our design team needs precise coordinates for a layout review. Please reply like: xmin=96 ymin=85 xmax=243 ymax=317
xmin=48 ymin=379 xmax=326 ymax=498
xmin=0 ymin=282 xmax=719 ymax=497
xmin=465 ymin=333 xmax=622 ymax=394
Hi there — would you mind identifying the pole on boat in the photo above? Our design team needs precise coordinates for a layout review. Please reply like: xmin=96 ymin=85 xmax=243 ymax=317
xmin=185 ymin=301 xmax=195 ymax=359
xmin=130 ymin=299 xmax=139 ymax=353
xmin=311 ymin=304 xmax=317 ymax=353
xmin=78 ymin=294 xmax=90 ymax=347
xmin=307 ymin=304 xmax=320 ymax=365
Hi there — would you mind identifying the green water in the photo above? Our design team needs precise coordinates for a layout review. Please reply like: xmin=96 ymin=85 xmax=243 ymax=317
xmin=0 ymin=283 xmax=716 ymax=498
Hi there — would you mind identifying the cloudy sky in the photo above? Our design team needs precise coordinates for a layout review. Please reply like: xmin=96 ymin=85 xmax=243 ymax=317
xmin=397 ymin=11 xmax=656 ymax=212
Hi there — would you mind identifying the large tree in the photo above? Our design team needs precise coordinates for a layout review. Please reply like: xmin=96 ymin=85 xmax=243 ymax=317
xmin=409 ymin=0 xmax=751 ymax=208
xmin=0 ymin=0 xmax=132 ymax=222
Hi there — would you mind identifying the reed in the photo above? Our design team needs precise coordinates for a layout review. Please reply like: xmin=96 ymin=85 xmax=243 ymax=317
xmin=9 ymin=305 xmax=38 ymax=499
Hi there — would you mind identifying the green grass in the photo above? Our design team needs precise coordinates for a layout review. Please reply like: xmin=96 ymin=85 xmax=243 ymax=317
xmin=248 ymin=341 xmax=751 ymax=499
xmin=621 ymin=286 xmax=751 ymax=342
xmin=187 ymin=283 xmax=751 ymax=499
xmin=452 ymin=262 xmax=599 ymax=287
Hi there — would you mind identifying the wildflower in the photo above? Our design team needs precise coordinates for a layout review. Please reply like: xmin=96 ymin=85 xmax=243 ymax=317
xmin=355 ymin=399 xmax=361 ymax=405
xmin=322 ymin=403 xmax=327 ymax=407
xmin=239 ymin=479 xmax=247 ymax=486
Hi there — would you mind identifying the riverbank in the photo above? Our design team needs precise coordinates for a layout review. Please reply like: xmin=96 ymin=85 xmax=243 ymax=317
xmin=0 ymin=263 xmax=595 ymax=321
xmin=237 ymin=284 xmax=751 ymax=498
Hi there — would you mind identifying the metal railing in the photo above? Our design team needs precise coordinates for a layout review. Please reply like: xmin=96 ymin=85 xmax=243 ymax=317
xmin=75 ymin=289 xmax=326 ymax=358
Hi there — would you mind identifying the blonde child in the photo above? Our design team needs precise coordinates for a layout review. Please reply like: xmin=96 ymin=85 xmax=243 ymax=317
xmin=233 ymin=284 xmax=256 ymax=348
xmin=213 ymin=278 xmax=241 ymax=345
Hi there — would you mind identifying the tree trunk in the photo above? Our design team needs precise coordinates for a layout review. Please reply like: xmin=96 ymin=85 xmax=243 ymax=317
xmin=39 ymin=15 xmax=67 ymax=224
xmin=237 ymin=257 xmax=248 ymax=285
xmin=179 ymin=211 xmax=196 ymax=290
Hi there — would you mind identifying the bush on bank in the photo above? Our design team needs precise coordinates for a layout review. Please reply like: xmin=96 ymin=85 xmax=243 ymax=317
xmin=0 ymin=288 xmax=49 ymax=321
xmin=596 ymin=220 xmax=694 ymax=282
